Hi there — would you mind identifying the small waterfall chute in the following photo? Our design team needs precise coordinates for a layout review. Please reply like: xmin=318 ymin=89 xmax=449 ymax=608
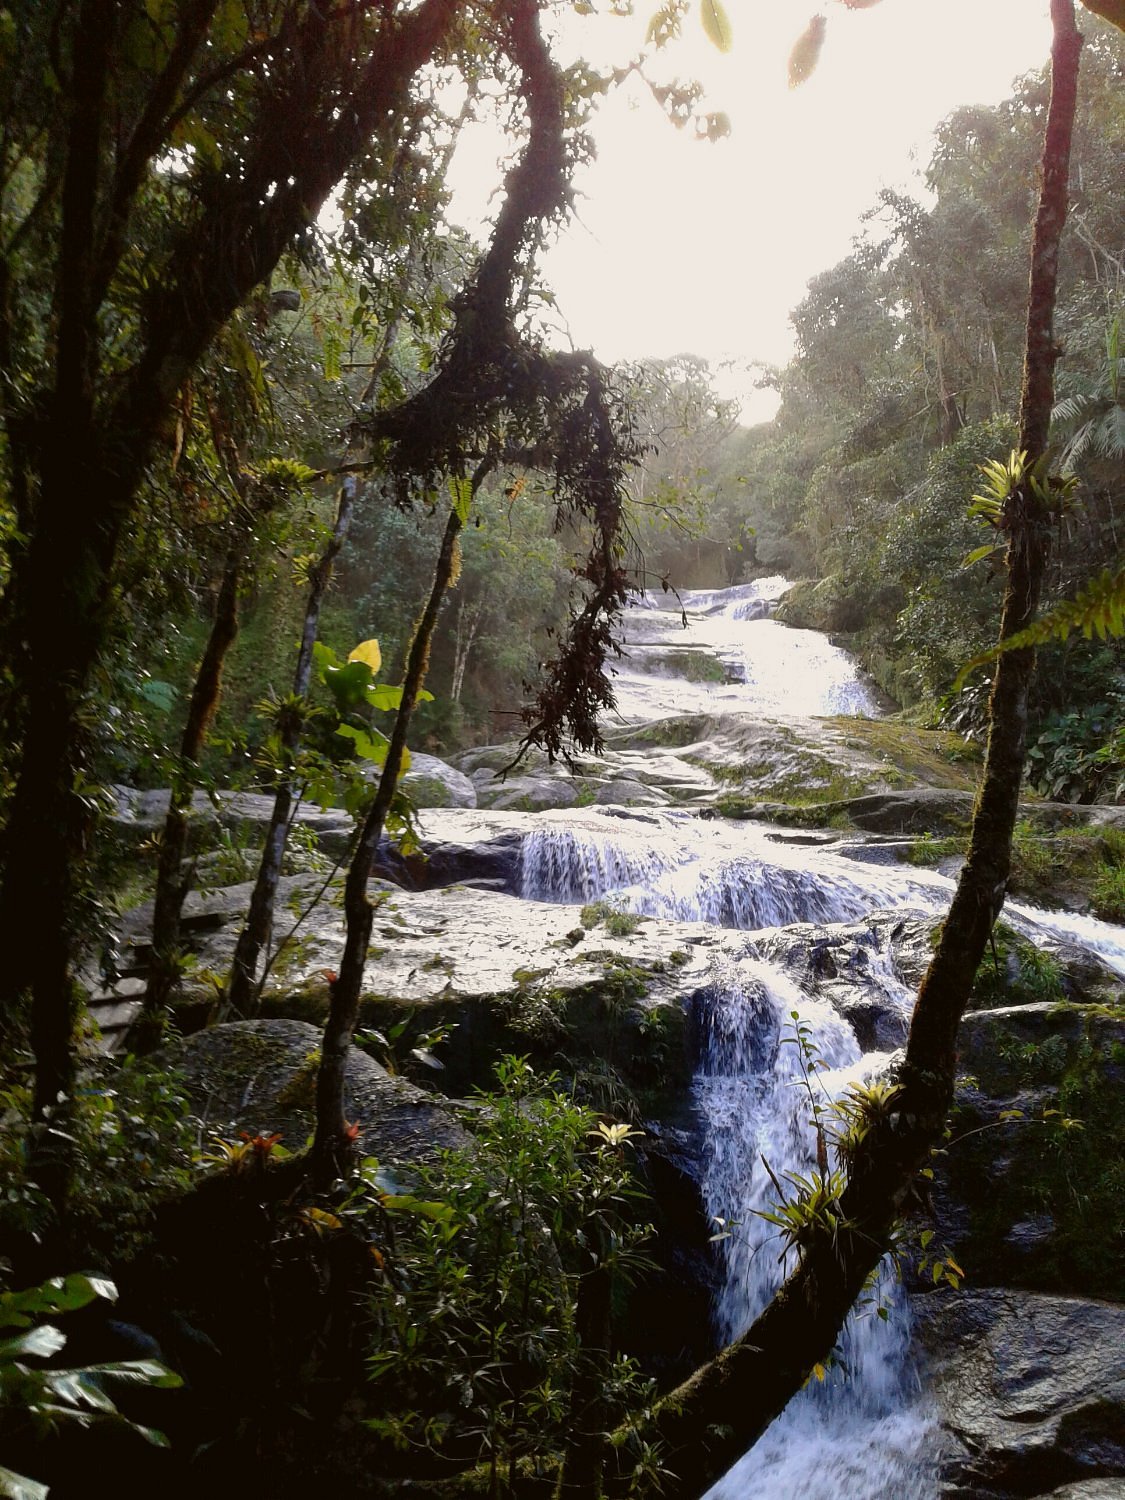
xmin=692 ymin=956 xmax=940 ymax=1499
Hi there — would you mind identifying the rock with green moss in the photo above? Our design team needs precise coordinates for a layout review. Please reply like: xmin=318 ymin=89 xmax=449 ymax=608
xmin=165 ymin=1018 xmax=467 ymax=1163
xmin=399 ymin=752 xmax=477 ymax=809
xmin=940 ymin=1001 xmax=1125 ymax=1300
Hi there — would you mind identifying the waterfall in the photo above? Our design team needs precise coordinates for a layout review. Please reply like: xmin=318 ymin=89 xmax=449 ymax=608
xmin=460 ymin=578 xmax=1122 ymax=1495
xmin=692 ymin=955 xmax=939 ymax=1498
xmin=520 ymin=813 xmax=1125 ymax=979
xmin=612 ymin=575 xmax=882 ymax=721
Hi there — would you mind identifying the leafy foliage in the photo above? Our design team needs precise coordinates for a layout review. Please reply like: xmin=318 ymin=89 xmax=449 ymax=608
xmin=0 ymin=1274 xmax=181 ymax=1498
xmin=343 ymin=1058 xmax=660 ymax=1487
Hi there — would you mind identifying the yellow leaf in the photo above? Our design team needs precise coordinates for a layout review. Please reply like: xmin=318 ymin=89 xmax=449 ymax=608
xmin=788 ymin=14 xmax=827 ymax=88
xmin=700 ymin=0 xmax=733 ymax=52
xmin=813 ymin=1362 xmax=826 ymax=1381
xmin=348 ymin=639 xmax=382 ymax=675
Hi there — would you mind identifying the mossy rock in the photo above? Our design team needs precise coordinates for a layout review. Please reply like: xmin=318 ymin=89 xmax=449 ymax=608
xmin=942 ymin=1001 xmax=1125 ymax=1299
xmin=774 ymin=575 xmax=865 ymax=633
xmin=165 ymin=1018 xmax=467 ymax=1164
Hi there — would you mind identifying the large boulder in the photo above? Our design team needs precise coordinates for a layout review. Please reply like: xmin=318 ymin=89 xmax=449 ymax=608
xmin=936 ymin=1000 xmax=1125 ymax=1301
xmin=754 ymin=910 xmax=935 ymax=1052
xmin=165 ymin=1018 xmax=467 ymax=1165
xmin=476 ymin=774 xmax=579 ymax=812
xmin=595 ymin=779 xmax=671 ymax=808
xmin=399 ymin=752 xmax=477 ymax=809
xmin=914 ymin=1289 xmax=1125 ymax=1497
xmin=109 ymin=785 xmax=355 ymax=855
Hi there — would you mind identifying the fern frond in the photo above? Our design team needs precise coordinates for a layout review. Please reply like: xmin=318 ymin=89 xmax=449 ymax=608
xmin=953 ymin=565 xmax=1125 ymax=690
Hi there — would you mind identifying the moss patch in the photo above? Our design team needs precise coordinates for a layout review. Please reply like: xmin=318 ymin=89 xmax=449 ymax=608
xmin=822 ymin=715 xmax=982 ymax=790
xmin=1002 ymin=822 xmax=1125 ymax=915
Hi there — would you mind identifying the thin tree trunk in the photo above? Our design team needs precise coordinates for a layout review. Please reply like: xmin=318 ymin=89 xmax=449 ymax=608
xmin=311 ymin=465 xmax=490 ymax=1185
xmin=225 ymin=480 xmax=357 ymax=1018
xmin=141 ymin=545 xmax=242 ymax=1030
xmin=623 ymin=10 xmax=1083 ymax=1496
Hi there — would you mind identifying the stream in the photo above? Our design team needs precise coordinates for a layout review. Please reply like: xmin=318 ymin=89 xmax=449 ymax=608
xmin=142 ymin=577 xmax=1121 ymax=1494
xmin=507 ymin=580 xmax=1124 ymax=1497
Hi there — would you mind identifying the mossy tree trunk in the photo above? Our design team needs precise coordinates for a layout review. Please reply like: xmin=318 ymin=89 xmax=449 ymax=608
xmin=311 ymin=499 xmax=467 ymax=1184
xmin=142 ymin=543 xmax=243 ymax=1030
xmin=225 ymin=480 xmax=357 ymax=1019
xmin=622 ymin=7 xmax=1084 ymax=1496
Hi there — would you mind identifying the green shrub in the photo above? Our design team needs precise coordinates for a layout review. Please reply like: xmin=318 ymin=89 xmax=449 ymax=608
xmin=346 ymin=1057 xmax=660 ymax=1488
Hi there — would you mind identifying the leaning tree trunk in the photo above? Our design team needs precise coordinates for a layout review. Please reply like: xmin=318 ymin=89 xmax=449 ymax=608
xmin=310 ymin=486 xmax=476 ymax=1186
xmin=618 ymin=8 xmax=1083 ymax=1497
xmin=225 ymin=480 xmax=357 ymax=1018
xmin=141 ymin=545 xmax=243 ymax=1031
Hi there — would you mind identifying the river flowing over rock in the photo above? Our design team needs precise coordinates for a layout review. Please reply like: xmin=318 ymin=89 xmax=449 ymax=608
xmin=108 ymin=577 xmax=1125 ymax=1497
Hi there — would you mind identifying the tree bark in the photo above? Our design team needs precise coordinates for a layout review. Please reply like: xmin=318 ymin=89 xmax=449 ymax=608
xmin=623 ymin=8 xmax=1083 ymax=1496
xmin=141 ymin=544 xmax=243 ymax=1029
xmin=311 ymin=499 xmax=466 ymax=1185
xmin=225 ymin=480 xmax=357 ymax=1018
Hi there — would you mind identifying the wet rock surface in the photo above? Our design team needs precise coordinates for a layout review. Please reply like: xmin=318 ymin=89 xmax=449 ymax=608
xmin=166 ymin=1018 xmax=467 ymax=1164
xmin=915 ymin=1290 xmax=1125 ymax=1497
xmin=399 ymin=751 xmax=477 ymax=809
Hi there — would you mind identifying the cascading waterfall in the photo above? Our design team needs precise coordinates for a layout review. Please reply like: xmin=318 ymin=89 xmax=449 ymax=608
xmin=611 ymin=576 xmax=881 ymax=720
xmin=694 ymin=955 xmax=939 ymax=1499
xmin=519 ymin=815 xmax=1125 ymax=978
xmin=521 ymin=817 xmax=946 ymax=1495
xmin=496 ymin=577 xmax=1122 ymax=1494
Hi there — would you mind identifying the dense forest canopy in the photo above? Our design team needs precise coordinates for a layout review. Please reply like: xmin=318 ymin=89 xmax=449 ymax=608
xmin=0 ymin=1 xmax=1122 ymax=1497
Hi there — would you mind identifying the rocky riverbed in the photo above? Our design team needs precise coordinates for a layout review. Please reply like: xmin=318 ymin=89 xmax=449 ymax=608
xmin=96 ymin=579 xmax=1125 ymax=1498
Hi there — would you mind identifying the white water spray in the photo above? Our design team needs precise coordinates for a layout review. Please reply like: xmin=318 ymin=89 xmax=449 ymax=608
xmin=692 ymin=955 xmax=939 ymax=1499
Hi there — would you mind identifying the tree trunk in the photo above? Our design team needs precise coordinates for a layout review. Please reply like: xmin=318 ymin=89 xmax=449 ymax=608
xmin=140 ymin=545 xmax=243 ymax=1030
xmin=622 ymin=9 xmax=1083 ymax=1496
xmin=0 ymin=0 xmax=460 ymax=1197
xmin=225 ymin=480 xmax=357 ymax=1018
xmin=311 ymin=500 xmax=467 ymax=1185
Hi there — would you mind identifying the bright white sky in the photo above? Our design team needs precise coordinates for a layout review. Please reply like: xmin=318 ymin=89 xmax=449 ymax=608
xmin=449 ymin=0 xmax=1057 ymax=421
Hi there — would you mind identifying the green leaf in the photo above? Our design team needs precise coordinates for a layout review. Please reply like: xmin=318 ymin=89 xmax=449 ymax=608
xmin=335 ymin=722 xmax=389 ymax=766
xmin=62 ymin=1359 xmax=182 ymax=1396
xmin=380 ymin=1194 xmax=457 ymax=1224
xmin=323 ymin=660 xmax=375 ymax=714
xmin=699 ymin=0 xmax=732 ymax=52
xmin=1 ymin=1275 xmax=116 ymax=1330
xmin=962 ymin=544 xmax=1000 ymax=569
xmin=365 ymin=683 xmax=405 ymax=712
xmin=0 ymin=1464 xmax=49 ymax=1500
xmin=0 ymin=1326 xmax=67 ymax=1361
xmin=448 ymin=475 xmax=473 ymax=525
xmin=138 ymin=679 xmax=177 ymax=713
xmin=953 ymin=565 xmax=1125 ymax=689
xmin=323 ymin=331 xmax=342 ymax=383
